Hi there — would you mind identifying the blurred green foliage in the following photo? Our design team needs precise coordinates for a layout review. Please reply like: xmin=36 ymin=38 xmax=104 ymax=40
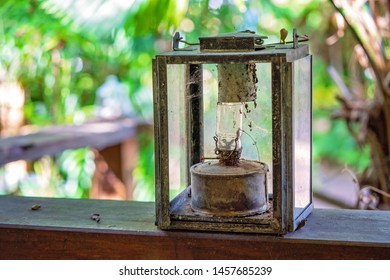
xmin=313 ymin=110 xmax=370 ymax=172
xmin=0 ymin=0 xmax=370 ymax=200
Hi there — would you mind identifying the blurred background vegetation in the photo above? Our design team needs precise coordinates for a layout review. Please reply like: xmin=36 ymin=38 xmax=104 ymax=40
xmin=0 ymin=0 xmax=388 ymax=208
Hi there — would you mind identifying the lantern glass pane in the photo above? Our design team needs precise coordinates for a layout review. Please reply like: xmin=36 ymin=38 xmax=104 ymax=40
xmin=202 ymin=64 xmax=218 ymax=160
xmin=202 ymin=63 xmax=273 ymax=195
xmin=242 ymin=63 xmax=273 ymax=194
xmin=167 ymin=64 xmax=188 ymax=199
xmin=293 ymin=56 xmax=312 ymax=219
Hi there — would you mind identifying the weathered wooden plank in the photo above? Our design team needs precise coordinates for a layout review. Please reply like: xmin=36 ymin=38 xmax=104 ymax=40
xmin=287 ymin=208 xmax=390 ymax=245
xmin=0 ymin=196 xmax=154 ymax=232
xmin=0 ymin=117 xmax=150 ymax=165
xmin=0 ymin=195 xmax=389 ymax=259
xmin=2 ymin=226 xmax=389 ymax=260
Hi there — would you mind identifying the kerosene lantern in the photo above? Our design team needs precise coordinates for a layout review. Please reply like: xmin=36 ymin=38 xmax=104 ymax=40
xmin=152 ymin=29 xmax=312 ymax=234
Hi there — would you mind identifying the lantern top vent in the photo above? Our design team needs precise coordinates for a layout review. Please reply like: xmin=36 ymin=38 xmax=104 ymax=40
xmin=199 ymin=31 xmax=267 ymax=52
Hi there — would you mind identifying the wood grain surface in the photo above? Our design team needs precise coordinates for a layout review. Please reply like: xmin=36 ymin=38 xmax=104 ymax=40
xmin=0 ymin=196 xmax=389 ymax=259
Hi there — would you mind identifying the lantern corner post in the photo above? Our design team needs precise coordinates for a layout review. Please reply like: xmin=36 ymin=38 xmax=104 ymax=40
xmin=153 ymin=56 xmax=171 ymax=228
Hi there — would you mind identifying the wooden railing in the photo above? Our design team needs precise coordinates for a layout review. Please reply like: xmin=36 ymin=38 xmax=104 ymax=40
xmin=0 ymin=117 xmax=152 ymax=199
xmin=0 ymin=195 xmax=389 ymax=259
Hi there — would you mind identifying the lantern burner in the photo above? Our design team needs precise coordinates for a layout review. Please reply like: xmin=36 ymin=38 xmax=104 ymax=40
xmin=213 ymin=135 xmax=242 ymax=166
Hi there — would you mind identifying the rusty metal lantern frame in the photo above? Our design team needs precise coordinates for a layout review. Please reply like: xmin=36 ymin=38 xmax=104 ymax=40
xmin=153 ymin=30 xmax=313 ymax=234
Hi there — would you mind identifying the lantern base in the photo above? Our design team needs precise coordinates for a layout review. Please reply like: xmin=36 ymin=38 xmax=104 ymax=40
xmin=190 ymin=160 xmax=268 ymax=217
xmin=169 ymin=186 xmax=276 ymax=233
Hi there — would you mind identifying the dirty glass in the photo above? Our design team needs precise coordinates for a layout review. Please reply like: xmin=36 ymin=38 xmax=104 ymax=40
xmin=167 ymin=64 xmax=188 ymax=199
xmin=293 ymin=56 xmax=312 ymax=219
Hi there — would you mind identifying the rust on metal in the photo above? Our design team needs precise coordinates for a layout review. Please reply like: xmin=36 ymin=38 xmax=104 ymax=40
xmin=199 ymin=31 xmax=267 ymax=52
xmin=190 ymin=160 xmax=268 ymax=217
